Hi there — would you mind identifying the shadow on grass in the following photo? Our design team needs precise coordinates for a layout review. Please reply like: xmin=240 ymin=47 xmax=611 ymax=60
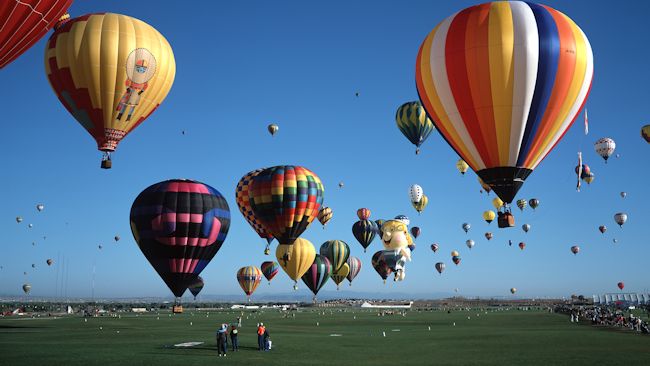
xmin=0 ymin=324 xmax=46 ymax=329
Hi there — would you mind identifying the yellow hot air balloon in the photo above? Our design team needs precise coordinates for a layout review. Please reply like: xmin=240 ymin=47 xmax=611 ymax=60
xmin=236 ymin=266 xmax=263 ymax=299
xmin=451 ymin=250 xmax=459 ymax=257
xmin=331 ymin=263 xmax=350 ymax=290
xmin=276 ymin=238 xmax=316 ymax=288
xmin=412 ymin=194 xmax=428 ymax=214
xmin=456 ymin=159 xmax=469 ymax=175
xmin=492 ymin=197 xmax=504 ymax=211
xmin=45 ymin=13 xmax=176 ymax=168
xmin=482 ymin=210 xmax=496 ymax=224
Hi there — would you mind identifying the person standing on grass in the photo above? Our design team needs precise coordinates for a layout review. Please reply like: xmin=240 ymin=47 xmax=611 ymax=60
xmin=217 ymin=325 xmax=227 ymax=357
xmin=263 ymin=328 xmax=271 ymax=351
xmin=230 ymin=324 xmax=239 ymax=351
xmin=257 ymin=322 xmax=266 ymax=351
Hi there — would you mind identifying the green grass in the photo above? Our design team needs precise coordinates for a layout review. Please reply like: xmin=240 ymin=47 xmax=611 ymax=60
xmin=1 ymin=308 xmax=649 ymax=365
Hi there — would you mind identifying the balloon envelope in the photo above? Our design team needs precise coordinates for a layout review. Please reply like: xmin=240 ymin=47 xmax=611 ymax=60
xmin=319 ymin=240 xmax=350 ymax=273
xmin=396 ymin=101 xmax=435 ymax=154
xmin=237 ymin=266 xmax=262 ymax=297
xmin=301 ymin=255 xmax=332 ymax=296
xmin=346 ymin=256 xmax=362 ymax=284
xmin=435 ymin=262 xmax=445 ymax=274
xmin=261 ymin=261 xmax=280 ymax=283
xmin=275 ymin=239 xmax=316 ymax=283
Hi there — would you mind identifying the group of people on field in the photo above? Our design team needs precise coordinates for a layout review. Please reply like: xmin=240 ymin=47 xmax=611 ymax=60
xmin=555 ymin=305 xmax=650 ymax=334
xmin=215 ymin=319 xmax=271 ymax=357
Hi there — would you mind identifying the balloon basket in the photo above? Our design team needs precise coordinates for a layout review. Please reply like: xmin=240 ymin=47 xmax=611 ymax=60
xmin=497 ymin=212 xmax=515 ymax=228
xmin=172 ymin=305 xmax=183 ymax=314
xmin=100 ymin=159 xmax=112 ymax=169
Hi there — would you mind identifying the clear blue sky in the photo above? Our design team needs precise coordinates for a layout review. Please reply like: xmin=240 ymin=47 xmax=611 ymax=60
xmin=1 ymin=0 xmax=649 ymax=300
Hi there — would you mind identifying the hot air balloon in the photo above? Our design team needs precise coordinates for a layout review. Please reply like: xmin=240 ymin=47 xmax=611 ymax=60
xmin=617 ymin=282 xmax=624 ymax=291
xmin=28 ymin=224 xmax=33 ymax=228
xmin=519 ymin=242 xmax=526 ymax=250
xmin=613 ymin=238 xmax=618 ymax=244
xmin=482 ymin=211 xmax=496 ymax=224
xmin=456 ymin=159 xmax=469 ymax=175
xmin=485 ymin=232 xmax=493 ymax=241
xmin=510 ymin=288 xmax=517 ymax=295
xmin=614 ymin=213 xmax=627 ymax=228
xmin=130 ymin=179 xmax=230 ymax=302
xmin=45 ymin=13 xmax=176 ymax=169
xmin=416 ymin=1 xmax=593 ymax=209
xmin=276 ymin=238 xmax=316 ymax=288
xmin=317 ymin=207 xmax=333 ymax=228
xmin=492 ymin=197 xmax=504 ymax=211
xmin=431 ymin=243 xmax=439 ymax=252
xmin=319 ymin=240 xmax=350 ymax=273
xmin=261 ymin=261 xmax=280 ymax=284
xmin=410 ymin=227 xmax=421 ymax=240
xmin=583 ymin=172 xmax=595 ymax=184
xmin=16 ymin=216 xmax=22 ymax=223
xmin=570 ymin=246 xmax=580 ymax=255
xmin=599 ymin=225 xmax=606 ymax=234
xmin=237 ymin=266 xmax=262 ymax=300
xmin=435 ymin=262 xmax=445 ymax=274
xmin=462 ymin=223 xmax=470 ymax=233
xmin=516 ymin=199 xmax=527 ymax=211
xmin=36 ymin=204 xmax=44 ymax=212
xmin=642 ymin=125 xmax=650 ymax=143
xmin=331 ymin=263 xmax=350 ymax=290
xmin=375 ymin=219 xmax=385 ymax=238
xmin=409 ymin=184 xmax=424 ymax=204
xmin=371 ymin=251 xmax=392 ymax=283
xmin=412 ymin=195 xmax=429 ymax=214
xmin=31 ymin=264 xmax=36 ymax=269
xmin=465 ymin=240 xmax=475 ymax=250
xmin=396 ymin=101 xmax=435 ymax=154
xmin=353 ymin=211 xmax=378 ymax=253
xmin=620 ymin=192 xmax=626 ymax=199
xmin=22 ymin=284 xmax=31 ymax=295
xmin=594 ymin=138 xmax=615 ymax=163
xmin=267 ymin=124 xmax=279 ymax=136
xmin=452 ymin=256 xmax=461 ymax=265
xmin=188 ymin=276 xmax=204 ymax=300
xmin=339 ymin=182 xmax=344 ymax=188
xmin=46 ymin=259 xmax=53 ymax=266
xmin=522 ymin=224 xmax=530 ymax=233
xmin=478 ymin=177 xmax=492 ymax=194
xmin=98 ymin=244 xmax=102 ymax=250
xmin=528 ymin=199 xmax=540 ymax=210
xmin=301 ymin=255 xmax=332 ymax=299
xmin=0 ymin=0 xmax=72 ymax=69
xmin=346 ymin=256 xmax=362 ymax=285
xmin=248 ymin=166 xmax=324 ymax=245
xmin=576 ymin=164 xmax=591 ymax=176
xmin=235 ymin=169 xmax=274 ymax=254
xmin=114 ymin=235 xmax=121 ymax=242
xmin=451 ymin=250 xmax=459 ymax=257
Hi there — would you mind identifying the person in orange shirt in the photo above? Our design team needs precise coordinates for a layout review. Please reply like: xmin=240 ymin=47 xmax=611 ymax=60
xmin=257 ymin=323 xmax=265 ymax=351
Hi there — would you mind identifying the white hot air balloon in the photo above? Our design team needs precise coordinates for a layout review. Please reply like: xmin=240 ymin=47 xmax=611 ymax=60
xmin=620 ymin=192 xmax=626 ymax=199
xmin=409 ymin=184 xmax=424 ymax=204
xmin=522 ymin=224 xmax=530 ymax=233
xmin=594 ymin=138 xmax=616 ymax=163
xmin=614 ymin=213 xmax=627 ymax=227
xmin=465 ymin=239 xmax=475 ymax=250
xmin=36 ymin=204 xmax=44 ymax=212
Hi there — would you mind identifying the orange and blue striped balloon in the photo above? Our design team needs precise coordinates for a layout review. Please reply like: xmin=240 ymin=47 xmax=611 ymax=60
xmin=416 ymin=1 xmax=593 ymax=203
xmin=237 ymin=266 xmax=262 ymax=297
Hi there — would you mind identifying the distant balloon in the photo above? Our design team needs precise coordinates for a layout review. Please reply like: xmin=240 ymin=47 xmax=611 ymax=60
xmin=599 ymin=225 xmax=607 ymax=234
xmin=522 ymin=224 xmax=530 ymax=233
xmin=435 ymin=262 xmax=445 ymax=275
xmin=516 ymin=199 xmax=527 ymax=211
xmin=28 ymin=224 xmax=33 ymax=228
xmin=570 ymin=246 xmax=580 ymax=255
xmin=620 ymin=192 xmax=626 ymax=199
xmin=594 ymin=138 xmax=616 ymax=163
xmin=98 ymin=245 xmax=102 ymax=250
xmin=465 ymin=240 xmax=475 ymax=250
xmin=317 ymin=207 xmax=333 ymax=228
xmin=339 ymin=182 xmax=344 ymax=188
xmin=261 ymin=261 xmax=280 ymax=284
xmin=613 ymin=238 xmax=618 ymax=244
xmin=430 ymin=243 xmax=439 ymax=253
xmin=395 ymin=101 xmax=435 ymax=154
xmin=510 ymin=288 xmax=517 ymax=295
xmin=16 ymin=217 xmax=23 ymax=223
xmin=528 ymin=199 xmax=540 ymax=210
xmin=409 ymin=184 xmax=424 ymax=204
xmin=518 ymin=242 xmax=525 ymax=251
xmin=237 ymin=266 xmax=262 ymax=298
xmin=357 ymin=208 xmax=371 ymax=220
xmin=371 ymin=251 xmax=392 ymax=283
xmin=267 ymin=123 xmax=279 ymax=136
xmin=451 ymin=250 xmax=459 ymax=257
xmin=484 ymin=232 xmax=493 ymax=241
xmin=353 ymin=212 xmax=378 ymax=253
xmin=36 ymin=204 xmax=44 ymax=212
xmin=482 ymin=211 xmax=495 ymax=224
xmin=188 ymin=276 xmax=204 ymax=299
xmin=410 ymin=227 xmax=421 ymax=240
xmin=46 ymin=259 xmax=53 ymax=266
xmin=583 ymin=172 xmax=595 ymax=185
xmin=22 ymin=284 xmax=31 ymax=295
xmin=642 ymin=125 xmax=650 ymax=143
xmin=346 ymin=256 xmax=362 ymax=285
xmin=31 ymin=264 xmax=36 ymax=268
xmin=412 ymin=195 xmax=429 ymax=214
xmin=452 ymin=256 xmax=461 ymax=266
xmin=114 ymin=235 xmax=120 ymax=242
xmin=276 ymin=239 xmax=316 ymax=286
xmin=617 ymin=282 xmax=625 ymax=291
xmin=462 ymin=223 xmax=470 ymax=234
xmin=456 ymin=159 xmax=469 ymax=175
xmin=331 ymin=263 xmax=350 ymax=290
xmin=575 ymin=164 xmax=591 ymax=176
xmin=492 ymin=197 xmax=504 ymax=211
xmin=614 ymin=213 xmax=627 ymax=227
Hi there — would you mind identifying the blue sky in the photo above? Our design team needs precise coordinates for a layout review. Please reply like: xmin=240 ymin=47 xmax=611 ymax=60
xmin=1 ymin=0 xmax=649 ymax=300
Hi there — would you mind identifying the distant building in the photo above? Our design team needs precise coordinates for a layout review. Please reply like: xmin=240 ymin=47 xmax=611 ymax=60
xmin=360 ymin=301 xmax=413 ymax=309
xmin=592 ymin=293 xmax=650 ymax=305
xmin=131 ymin=308 xmax=147 ymax=313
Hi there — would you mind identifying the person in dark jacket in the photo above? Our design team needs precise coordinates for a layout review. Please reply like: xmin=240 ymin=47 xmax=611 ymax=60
xmin=216 ymin=325 xmax=227 ymax=357
xmin=230 ymin=324 xmax=239 ymax=351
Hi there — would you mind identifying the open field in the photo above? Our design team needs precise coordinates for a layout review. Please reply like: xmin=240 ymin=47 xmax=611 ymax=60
xmin=1 ymin=308 xmax=649 ymax=365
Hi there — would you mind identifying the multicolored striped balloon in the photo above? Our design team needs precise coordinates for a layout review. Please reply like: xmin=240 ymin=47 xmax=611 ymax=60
xmin=301 ymin=255 xmax=332 ymax=298
xmin=331 ymin=263 xmax=350 ymax=289
xmin=235 ymin=169 xmax=274 ymax=251
xmin=317 ymin=207 xmax=333 ymax=228
xmin=416 ymin=1 xmax=593 ymax=203
xmin=130 ymin=179 xmax=230 ymax=298
xmin=319 ymin=240 xmax=350 ymax=273
xmin=188 ymin=276 xmax=204 ymax=299
xmin=346 ymin=256 xmax=362 ymax=285
xmin=356 ymin=208 xmax=371 ymax=220
xmin=237 ymin=266 xmax=262 ymax=298
xmin=249 ymin=166 xmax=324 ymax=245
xmin=352 ymin=219 xmax=378 ymax=253
xmin=395 ymin=101 xmax=436 ymax=154
xmin=260 ymin=261 xmax=280 ymax=284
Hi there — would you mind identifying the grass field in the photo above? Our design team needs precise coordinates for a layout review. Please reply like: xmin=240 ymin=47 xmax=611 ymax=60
xmin=1 ymin=308 xmax=649 ymax=365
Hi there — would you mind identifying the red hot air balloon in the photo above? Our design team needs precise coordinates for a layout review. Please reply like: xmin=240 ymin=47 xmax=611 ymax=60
xmin=410 ymin=226 xmax=421 ymax=240
xmin=617 ymin=282 xmax=624 ymax=291
xmin=248 ymin=166 xmax=324 ymax=245
xmin=130 ymin=179 xmax=230 ymax=301
xmin=0 ymin=0 xmax=72 ymax=69
xmin=357 ymin=208 xmax=371 ymax=220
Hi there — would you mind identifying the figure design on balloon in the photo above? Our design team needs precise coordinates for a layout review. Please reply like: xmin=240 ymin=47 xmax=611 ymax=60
xmin=380 ymin=219 xmax=413 ymax=281
xmin=116 ymin=48 xmax=157 ymax=122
